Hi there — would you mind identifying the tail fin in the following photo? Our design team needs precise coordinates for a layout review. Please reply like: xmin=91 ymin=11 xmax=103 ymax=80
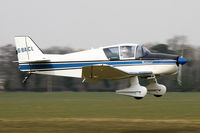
xmin=15 ymin=36 xmax=49 ymax=63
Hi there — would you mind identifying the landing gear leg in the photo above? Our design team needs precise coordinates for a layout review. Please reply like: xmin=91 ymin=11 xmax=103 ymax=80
xmin=116 ymin=76 xmax=147 ymax=100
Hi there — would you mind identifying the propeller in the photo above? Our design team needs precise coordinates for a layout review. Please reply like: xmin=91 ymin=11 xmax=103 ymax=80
xmin=177 ymin=61 xmax=182 ymax=85
xmin=177 ymin=48 xmax=187 ymax=85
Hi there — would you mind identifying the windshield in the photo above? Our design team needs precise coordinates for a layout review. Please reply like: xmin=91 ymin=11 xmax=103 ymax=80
xmin=136 ymin=45 xmax=150 ymax=59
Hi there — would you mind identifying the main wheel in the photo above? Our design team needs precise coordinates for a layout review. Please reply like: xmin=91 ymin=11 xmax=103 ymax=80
xmin=134 ymin=97 xmax=143 ymax=100
xmin=154 ymin=95 xmax=162 ymax=97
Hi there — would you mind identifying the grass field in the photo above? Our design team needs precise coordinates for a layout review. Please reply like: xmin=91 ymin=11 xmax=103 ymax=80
xmin=0 ymin=92 xmax=200 ymax=133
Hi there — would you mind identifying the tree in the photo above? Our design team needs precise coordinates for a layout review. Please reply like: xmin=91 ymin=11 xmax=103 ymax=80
xmin=167 ymin=35 xmax=187 ymax=51
xmin=150 ymin=44 xmax=175 ymax=54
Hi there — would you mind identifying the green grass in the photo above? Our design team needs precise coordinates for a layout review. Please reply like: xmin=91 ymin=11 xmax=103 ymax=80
xmin=0 ymin=92 xmax=200 ymax=132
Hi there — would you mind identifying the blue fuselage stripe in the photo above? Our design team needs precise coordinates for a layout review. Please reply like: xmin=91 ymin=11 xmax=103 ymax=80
xmin=19 ymin=60 xmax=176 ymax=70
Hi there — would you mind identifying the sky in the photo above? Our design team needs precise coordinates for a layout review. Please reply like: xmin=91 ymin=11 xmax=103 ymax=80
xmin=0 ymin=0 xmax=200 ymax=49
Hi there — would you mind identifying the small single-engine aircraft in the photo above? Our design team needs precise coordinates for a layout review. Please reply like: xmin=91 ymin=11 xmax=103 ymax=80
xmin=15 ymin=36 xmax=187 ymax=99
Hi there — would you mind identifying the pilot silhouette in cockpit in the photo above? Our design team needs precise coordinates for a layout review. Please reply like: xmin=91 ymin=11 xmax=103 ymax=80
xmin=121 ymin=46 xmax=132 ymax=58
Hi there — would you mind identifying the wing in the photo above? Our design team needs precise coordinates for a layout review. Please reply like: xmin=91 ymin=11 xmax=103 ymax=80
xmin=82 ymin=64 xmax=152 ymax=82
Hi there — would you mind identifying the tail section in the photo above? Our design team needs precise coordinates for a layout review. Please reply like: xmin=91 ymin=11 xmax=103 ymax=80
xmin=15 ymin=36 xmax=48 ymax=63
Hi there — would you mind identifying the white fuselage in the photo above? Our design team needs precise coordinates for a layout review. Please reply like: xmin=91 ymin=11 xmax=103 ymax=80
xmin=19 ymin=44 xmax=178 ymax=79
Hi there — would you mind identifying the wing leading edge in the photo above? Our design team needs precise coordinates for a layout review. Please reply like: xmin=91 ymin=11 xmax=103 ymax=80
xmin=82 ymin=64 xmax=152 ymax=82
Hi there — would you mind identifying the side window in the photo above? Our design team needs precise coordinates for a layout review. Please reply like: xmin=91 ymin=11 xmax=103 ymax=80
xmin=103 ymin=47 xmax=119 ymax=60
xmin=120 ymin=46 xmax=135 ymax=58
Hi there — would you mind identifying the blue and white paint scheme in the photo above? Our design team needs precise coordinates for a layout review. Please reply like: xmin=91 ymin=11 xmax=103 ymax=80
xmin=15 ymin=36 xmax=187 ymax=99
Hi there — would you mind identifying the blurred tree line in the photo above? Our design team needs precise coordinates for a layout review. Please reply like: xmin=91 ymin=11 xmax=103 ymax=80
xmin=0 ymin=36 xmax=199 ymax=92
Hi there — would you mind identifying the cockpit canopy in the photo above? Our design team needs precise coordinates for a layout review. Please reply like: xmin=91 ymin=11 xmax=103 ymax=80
xmin=103 ymin=44 xmax=150 ymax=60
xmin=135 ymin=45 xmax=150 ymax=59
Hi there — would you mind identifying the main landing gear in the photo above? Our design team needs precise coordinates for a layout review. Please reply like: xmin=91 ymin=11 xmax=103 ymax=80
xmin=116 ymin=76 xmax=147 ymax=100
xmin=146 ymin=76 xmax=166 ymax=97
xmin=116 ymin=76 xmax=167 ymax=99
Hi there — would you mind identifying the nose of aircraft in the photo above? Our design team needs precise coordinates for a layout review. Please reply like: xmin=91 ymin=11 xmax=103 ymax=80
xmin=178 ymin=57 xmax=187 ymax=65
